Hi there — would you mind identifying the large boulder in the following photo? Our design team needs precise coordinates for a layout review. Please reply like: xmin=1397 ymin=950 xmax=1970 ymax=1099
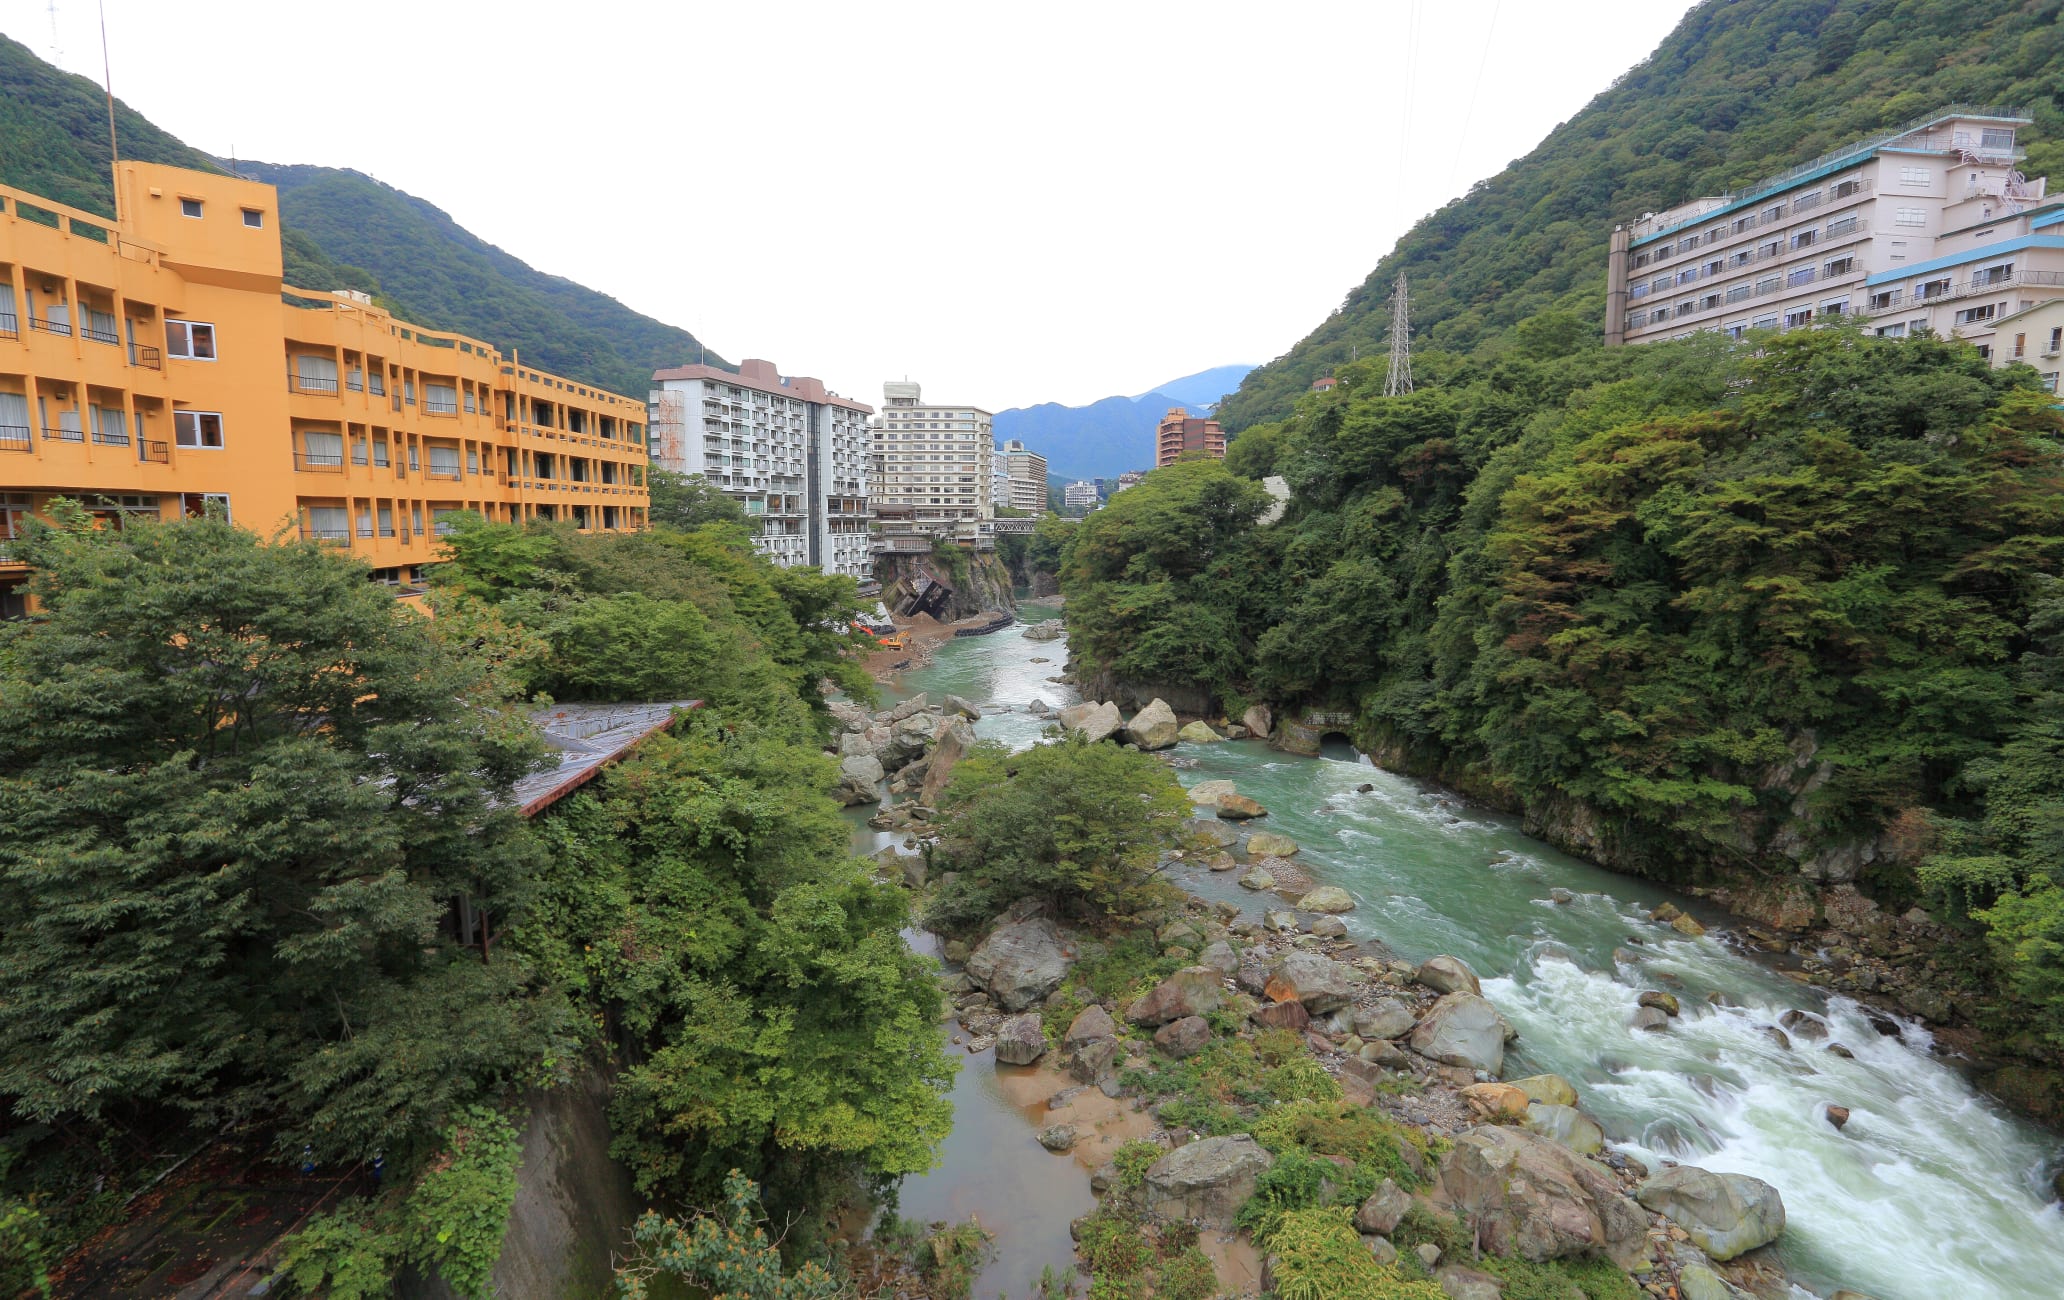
xmin=1144 ymin=1135 xmax=1275 ymax=1228
xmin=1354 ymin=999 xmax=1417 ymax=1041
xmin=1246 ymin=831 xmax=1299 ymax=857
xmin=1127 ymin=967 xmax=1224 ymax=1026
xmin=1154 ymin=1015 xmax=1213 ymax=1058
xmin=944 ymin=694 xmax=983 ymax=720
xmin=1238 ymin=865 xmax=1276 ymax=891
xmin=1022 ymin=619 xmax=1064 ymax=641
xmin=1242 ymin=704 xmax=1273 ymax=739
xmin=1126 ymin=698 xmax=1181 ymax=750
xmin=993 ymin=1013 xmax=1049 ymax=1065
xmin=1634 ymin=1166 xmax=1786 ymax=1261
xmin=965 ymin=918 xmax=1073 ymax=1011
xmin=1298 ymin=886 xmax=1355 ymax=914
xmin=836 ymin=731 xmax=876 ymax=758
xmin=1409 ymin=993 xmax=1515 ymax=1075
xmin=1356 ymin=1179 xmax=1411 ymax=1235
xmin=1524 ymin=1104 xmax=1605 ymax=1155
xmin=1438 ymin=1126 xmax=1647 ymax=1268
xmin=1415 ymin=955 xmax=1483 ymax=996
xmin=835 ymin=753 xmax=885 ymax=806
xmin=1264 ymin=951 xmax=1357 ymax=1014
xmin=1064 ymin=1004 xmax=1117 ymax=1046
xmin=1189 ymin=779 xmax=1237 ymax=807
xmin=1510 ymin=1074 xmax=1579 ymax=1108
xmin=1178 ymin=720 xmax=1222 ymax=744
xmin=1216 ymin=793 xmax=1268 ymax=820
xmin=918 ymin=717 xmax=977 ymax=805
xmin=1057 ymin=700 xmax=1123 ymax=743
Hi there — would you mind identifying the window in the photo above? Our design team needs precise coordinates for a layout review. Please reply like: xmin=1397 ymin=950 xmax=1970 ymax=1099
xmin=2049 ymin=327 xmax=2063 ymax=355
xmin=1724 ymin=322 xmax=1748 ymax=339
xmin=1651 ymin=277 xmax=1671 ymax=294
xmin=1787 ymin=266 xmax=1817 ymax=287
xmin=1895 ymin=207 xmax=1926 ymax=227
xmin=1824 ymin=256 xmax=1856 ymax=278
xmin=1763 ymin=203 xmax=1785 ymax=223
xmin=1678 ymin=268 xmax=1699 ymax=286
xmin=1791 ymin=230 xmax=1818 ymax=250
xmin=463 ymin=388 xmax=477 ymax=414
xmin=1826 ymin=215 xmax=1858 ymax=238
xmin=301 ymin=430 xmax=344 ymax=468
xmin=1629 ymin=282 xmax=1650 ymax=300
xmin=1956 ymin=303 xmax=1999 ymax=325
xmin=1899 ymin=166 xmax=1931 ymax=185
xmin=179 ymin=197 xmax=203 ymax=218
xmin=425 ymin=383 xmax=458 ymax=415
xmin=165 ymin=319 xmax=216 ymax=360
xmin=296 ymin=354 xmax=339 ymax=393
xmin=1733 ymin=215 xmax=1757 ymax=235
xmin=1700 ymin=293 xmax=1722 ymax=312
xmin=1869 ymin=289 xmax=1901 ymax=310
xmin=1877 ymin=323 xmax=1908 ymax=338
xmin=1729 ymin=250 xmax=1752 ymax=268
xmin=372 ymin=438 xmax=390 ymax=468
xmin=2041 ymin=372 xmax=2061 ymax=395
xmin=1831 ymin=178 xmax=1865 ymax=199
xmin=352 ymin=437 xmax=369 ymax=466
xmin=1976 ymin=344 xmax=1992 ymax=360
xmin=174 ymin=410 xmax=224 ymax=448
xmin=306 ymin=506 xmax=348 ymax=542
xmin=1822 ymin=297 xmax=1849 ymax=317
xmin=1910 ymin=318 xmax=1931 ymax=335
xmin=467 ymin=447 xmax=481 ymax=475
xmin=1785 ymin=308 xmax=1815 ymax=328
xmin=241 ymin=208 xmax=264 ymax=228
xmin=1980 ymin=128 xmax=2015 ymax=151
xmin=1704 ymin=259 xmax=1724 ymax=278
xmin=1917 ymin=278 xmax=1951 ymax=301
xmin=1633 ymin=252 xmax=1650 ymax=269
xmin=1726 ymin=283 xmax=1753 ymax=303
xmin=91 ymin=405 xmax=131 ymax=446
xmin=1975 ymin=263 xmax=2014 ymax=287
xmin=1759 ymin=239 xmax=1782 ymax=259
xmin=2014 ymin=333 xmax=2027 ymax=359
xmin=428 ymin=445 xmax=461 ymax=478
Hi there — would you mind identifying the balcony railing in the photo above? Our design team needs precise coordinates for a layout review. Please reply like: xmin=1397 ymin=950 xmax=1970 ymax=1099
xmin=294 ymin=451 xmax=345 ymax=472
xmin=138 ymin=439 xmax=168 ymax=464
xmin=301 ymin=525 xmax=350 ymax=544
xmin=131 ymin=344 xmax=161 ymax=370
xmin=43 ymin=424 xmax=83 ymax=442
xmin=92 ymin=429 xmax=131 ymax=448
xmin=82 ymin=325 xmax=120 ymax=345
xmin=0 ymin=312 xmax=17 ymax=338
xmin=27 ymin=316 xmax=71 ymax=338
xmin=424 ymin=399 xmax=458 ymax=415
xmin=291 ymin=374 xmax=340 ymax=395
xmin=0 ymin=425 xmax=31 ymax=452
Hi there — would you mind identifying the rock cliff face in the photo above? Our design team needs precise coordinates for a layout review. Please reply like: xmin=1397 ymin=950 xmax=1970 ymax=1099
xmin=875 ymin=550 xmax=1017 ymax=623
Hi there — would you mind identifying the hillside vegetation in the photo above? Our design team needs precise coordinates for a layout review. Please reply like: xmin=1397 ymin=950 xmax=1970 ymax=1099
xmin=1220 ymin=0 xmax=2064 ymax=430
xmin=0 ymin=34 xmax=724 ymax=398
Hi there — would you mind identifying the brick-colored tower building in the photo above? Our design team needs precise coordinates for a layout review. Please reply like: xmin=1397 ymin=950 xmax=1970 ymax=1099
xmin=1155 ymin=408 xmax=1226 ymax=467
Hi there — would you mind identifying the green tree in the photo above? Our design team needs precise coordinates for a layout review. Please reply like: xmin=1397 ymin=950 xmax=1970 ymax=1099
xmin=0 ymin=510 xmax=566 ymax=1167
xmin=649 ymin=469 xmax=752 ymax=530
xmin=927 ymin=737 xmax=1192 ymax=929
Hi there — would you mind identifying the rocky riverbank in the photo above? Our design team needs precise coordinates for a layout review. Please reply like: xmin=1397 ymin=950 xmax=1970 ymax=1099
xmin=869 ymin=781 xmax=1871 ymax=1300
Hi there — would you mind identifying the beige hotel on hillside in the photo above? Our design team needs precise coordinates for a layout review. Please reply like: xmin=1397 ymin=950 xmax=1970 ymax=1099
xmin=1608 ymin=108 xmax=2064 ymax=392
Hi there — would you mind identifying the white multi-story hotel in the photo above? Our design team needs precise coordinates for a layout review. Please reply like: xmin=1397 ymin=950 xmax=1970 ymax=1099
xmin=1002 ymin=439 xmax=1049 ymax=513
xmin=1608 ymin=108 xmax=2063 ymax=393
xmin=1063 ymin=479 xmax=1100 ymax=511
xmin=648 ymin=359 xmax=873 ymax=579
xmin=872 ymin=380 xmax=994 ymax=538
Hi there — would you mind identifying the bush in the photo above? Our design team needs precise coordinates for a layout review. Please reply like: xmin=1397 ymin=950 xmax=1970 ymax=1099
xmin=926 ymin=738 xmax=1190 ymax=929
xmin=1259 ymin=1207 xmax=1445 ymax=1300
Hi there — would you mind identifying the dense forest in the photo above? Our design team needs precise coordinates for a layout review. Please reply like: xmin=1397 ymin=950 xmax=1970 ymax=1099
xmin=1062 ymin=323 xmax=2064 ymax=1064
xmin=1219 ymin=0 xmax=2064 ymax=430
xmin=0 ymin=33 xmax=727 ymax=399
xmin=0 ymin=509 xmax=941 ymax=1296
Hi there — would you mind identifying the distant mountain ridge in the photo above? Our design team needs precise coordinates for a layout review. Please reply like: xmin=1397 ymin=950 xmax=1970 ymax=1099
xmin=995 ymin=364 xmax=1254 ymax=480
xmin=0 ymin=33 xmax=725 ymax=399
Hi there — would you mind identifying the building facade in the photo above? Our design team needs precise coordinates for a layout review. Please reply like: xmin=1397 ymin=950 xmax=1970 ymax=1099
xmin=1155 ymin=407 xmax=1227 ymax=466
xmin=648 ymin=359 xmax=872 ymax=578
xmin=1000 ymin=438 xmax=1048 ymax=512
xmin=1112 ymin=469 xmax=1146 ymax=493
xmin=871 ymin=380 xmax=994 ymax=541
xmin=1609 ymin=108 xmax=2059 ymax=371
xmin=1 ymin=162 xmax=648 ymax=615
xmin=1063 ymin=479 xmax=1100 ymax=511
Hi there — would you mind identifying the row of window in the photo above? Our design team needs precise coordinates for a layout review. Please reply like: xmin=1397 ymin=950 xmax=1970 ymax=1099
xmin=1631 ymin=296 xmax=1852 ymax=331
xmin=1633 ymin=177 xmax=1878 ymax=266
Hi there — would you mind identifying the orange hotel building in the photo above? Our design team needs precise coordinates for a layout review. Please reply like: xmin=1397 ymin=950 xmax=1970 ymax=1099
xmin=1 ymin=161 xmax=649 ymax=616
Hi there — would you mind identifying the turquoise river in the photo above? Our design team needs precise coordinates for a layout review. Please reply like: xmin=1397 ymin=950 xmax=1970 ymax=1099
xmin=855 ymin=605 xmax=2064 ymax=1300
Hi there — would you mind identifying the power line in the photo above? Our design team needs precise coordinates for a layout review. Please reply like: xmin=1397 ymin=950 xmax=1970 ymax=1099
xmin=1450 ymin=0 xmax=1503 ymax=200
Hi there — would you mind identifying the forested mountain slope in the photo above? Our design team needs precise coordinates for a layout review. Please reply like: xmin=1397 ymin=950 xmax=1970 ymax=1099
xmin=0 ymin=34 xmax=725 ymax=397
xmin=1220 ymin=0 xmax=2064 ymax=430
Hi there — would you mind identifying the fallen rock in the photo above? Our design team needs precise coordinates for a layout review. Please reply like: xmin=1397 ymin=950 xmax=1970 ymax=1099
xmin=918 ymin=717 xmax=977 ymax=805
xmin=1548 ymin=887 xmax=1575 ymax=905
xmin=1198 ymin=940 xmax=1239 ymax=975
xmin=1631 ymin=1006 xmax=1671 ymax=1032
xmin=1246 ymin=830 xmax=1299 ymax=857
xmin=1354 ymin=999 xmax=1417 ymax=1040
xmin=1126 ymin=967 xmax=1224 ymax=1027
xmin=1242 ymin=703 xmax=1273 ymax=739
xmin=1635 ymin=1165 xmax=1786 ymax=1261
xmin=1509 ymin=1074 xmax=1578 ymax=1108
xmin=966 ymin=917 xmax=1073 ymax=1011
xmin=1416 ymin=955 xmax=1483 ymax=997
xmin=1356 ymin=1179 xmax=1411 ymax=1236
xmin=1416 ymin=1243 xmax=1443 ymax=1270
xmin=1672 ymin=912 xmax=1708 ymax=937
xmin=1238 ymin=865 xmax=1277 ymax=890
xmin=1125 ymin=698 xmax=1182 ymax=751
xmin=1264 ymin=909 xmax=1301 ymax=933
xmin=835 ymin=753 xmax=885 ymax=806
xmin=1253 ymin=999 xmax=1312 ymax=1032
xmin=1435 ymin=1266 xmax=1505 ymax=1300
xmin=1365 ymin=1235 xmax=1399 ymax=1266
xmin=1676 ymin=1262 xmax=1748 ymax=1300
xmin=1057 ymin=700 xmax=1123 ymax=743
xmin=1021 ymin=619 xmax=1064 ymax=642
xmin=1265 ymin=951 xmax=1358 ymax=1013
xmin=1760 ymin=1025 xmax=1792 ymax=1051
xmin=1206 ymin=851 xmax=1240 ymax=872
xmin=1144 ymin=1135 xmax=1275 ymax=1228
xmin=1178 ymin=720 xmax=1222 ymax=744
xmin=1189 ymin=778 xmax=1237 ymax=806
xmin=993 ymin=1013 xmax=1049 ymax=1065
xmin=1410 ymin=993 xmax=1514 ymax=1075
xmin=1298 ymin=886 xmax=1356 ymax=914
xmin=1037 ymin=1124 xmax=1076 ymax=1152
xmin=1309 ymin=916 xmax=1349 ymax=939
xmin=1065 ymin=1005 xmax=1117 ymax=1046
xmin=1216 ymin=793 xmax=1268 ymax=820
xmin=1071 ymin=1036 xmax=1118 ymax=1084
xmin=1826 ymin=1105 xmax=1851 ymax=1130
xmin=1462 ymin=1082 xmax=1532 ymax=1120
xmin=1639 ymin=990 xmax=1681 ymax=1017
xmin=1779 ymin=1009 xmax=1829 ymax=1041
xmin=1439 ymin=1126 xmax=1647 ymax=1268
xmin=1523 ymin=1103 xmax=1604 ymax=1155
xmin=1154 ymin=1015 xmax=1213 ymax=1058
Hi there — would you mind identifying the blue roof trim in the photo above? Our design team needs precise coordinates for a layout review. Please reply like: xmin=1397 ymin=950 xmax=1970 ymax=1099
xmin=2033 ymin=207 xmax=2064 ymax=231
xmin=1863 ymin=235 xmax=2064 ymax=285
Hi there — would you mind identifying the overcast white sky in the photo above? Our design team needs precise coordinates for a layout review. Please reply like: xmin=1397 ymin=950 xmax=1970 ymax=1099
xmin=11 ymin=0 xmax=1698 ymax=409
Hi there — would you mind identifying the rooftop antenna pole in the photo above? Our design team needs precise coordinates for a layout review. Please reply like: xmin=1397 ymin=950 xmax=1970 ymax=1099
xmin=98 ymin=0 xmax=119 ymax=218
xmin=1385 ymin=271 xmax=1414 ymax=397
